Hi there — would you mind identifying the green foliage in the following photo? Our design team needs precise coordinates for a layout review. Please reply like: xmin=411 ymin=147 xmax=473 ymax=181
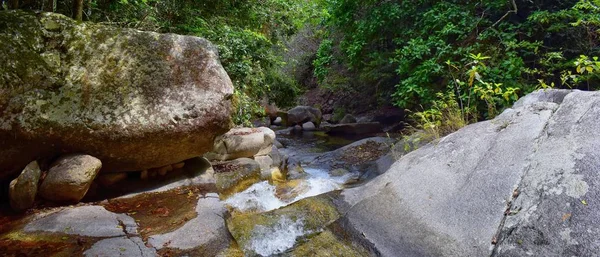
xmin=12 ymin=0 xmax=323 ymax=125
xmin=319 ymin=0 xmax=600 ymax=125
xmin=411 ymin=92 xmax=466 ymax=140
xmin=313 ymin=39 xmax=333 ymax=82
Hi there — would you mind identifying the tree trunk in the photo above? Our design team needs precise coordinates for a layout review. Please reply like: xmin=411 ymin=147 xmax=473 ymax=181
xmin=43 ymin=0 xmax=56 ymax=12
xmin=73 ymin=0 xmax=83 ymax=21
xmin=8 ymin=0 xmax=19 ymax=9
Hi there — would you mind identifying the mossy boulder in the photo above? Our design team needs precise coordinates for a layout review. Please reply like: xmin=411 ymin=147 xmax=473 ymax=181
xmin=0 ymin=11 xmax=234 ymax=180
xmin=213 ymin=158 xmax=261 ymax=199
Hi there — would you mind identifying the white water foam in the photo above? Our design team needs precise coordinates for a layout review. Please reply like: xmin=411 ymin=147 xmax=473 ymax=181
xmin=248 ymin=216 xmax=307 ymax=256
xmin=224 ymin=168 xmax=351 ymax=212
xmin=223 ymin=182 xmax=287 ymax=212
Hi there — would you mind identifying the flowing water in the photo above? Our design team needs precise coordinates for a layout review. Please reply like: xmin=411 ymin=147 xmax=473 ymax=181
xmin=223 ymin=131 xmax=371 ymax=256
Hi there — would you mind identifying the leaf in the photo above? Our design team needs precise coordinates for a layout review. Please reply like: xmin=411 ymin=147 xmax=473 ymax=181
xmin=562 ymin=213 xmax=572 ymax=222
xmin=581 ymin=199 xmax=588 ymax=206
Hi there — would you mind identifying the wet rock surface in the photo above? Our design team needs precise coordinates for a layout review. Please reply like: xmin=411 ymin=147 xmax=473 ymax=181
xmin=148 ymin=193 xmax=232 ymax=255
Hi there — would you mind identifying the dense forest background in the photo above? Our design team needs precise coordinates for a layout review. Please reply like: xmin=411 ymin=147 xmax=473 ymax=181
xmin=3 ymin=0 xmax=599 ymax=130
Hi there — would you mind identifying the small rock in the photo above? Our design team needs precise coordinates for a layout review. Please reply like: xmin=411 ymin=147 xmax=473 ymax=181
xmin=255 ymin=155 xmax=274 ymax=170
xmin=173 ymin=162 xmax=185 ymax=169
xmin=206 ymin=127 xmax=275 ymax=161
xmin=274 ymin=140 xmax=284 ymax=149
xmin=270 ymin=146 xmax=282 ymax=168
xmin=273 ymin=117 xmax=283 ymax=126
xmin=302 ymin=122 xmax=316 ymax=131
xmin=287 ymin=161 xmax=306 ymax=180
xmin=340 ymin=114 xmax=357 ymax=124
xmin=329 ymin=168 xmax=350 ymax=177
xmin=39 ymin=154 xmax=102 ymax=203
xmin=140 ymin=170 xmax=149 ymax=180
xmin=155 ymin=165 xmax=173 ymax=176
xmin=9 ymin=161 xmax=42 ymax=212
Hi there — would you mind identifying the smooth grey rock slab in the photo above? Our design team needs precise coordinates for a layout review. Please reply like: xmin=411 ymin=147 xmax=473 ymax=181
xmin=148 ymin=193 xmax=231 ymax=252
xmin=340 ymin=91 xmax=560 ymax=256
xmin=25 ymin=205 xmax=137 ymax=237
xmin=84 ymin=236 xmax=156 ymax=257
xmin=495 ymin=90 xmax=600 ymax=257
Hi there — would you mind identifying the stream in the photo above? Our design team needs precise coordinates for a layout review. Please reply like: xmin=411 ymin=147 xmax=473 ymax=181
xmin=0 ymin=129 xmax=385 ymax=256
xmin=221 ymin=130 xmax=379 ymax=256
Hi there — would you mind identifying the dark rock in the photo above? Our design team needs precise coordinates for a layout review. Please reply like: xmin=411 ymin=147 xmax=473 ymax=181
xmin=0 ymin=11 xmax=234 ymax=180
xmin=287 ymin=106 xmax=322 ymax=127
xmin=311 ymin=137 xmax=395 ymax=173
xmin=324 ymin=122 xmax=383 ymax=135
xmin=9 ymin=161 xmax=41 ymax=211
xmin=339 ymin=114 xmax=357 ymax=124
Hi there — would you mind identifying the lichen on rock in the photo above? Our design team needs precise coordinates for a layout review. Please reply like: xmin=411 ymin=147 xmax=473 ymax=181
xmin=0 ymin=11 xmax=234 ymax=179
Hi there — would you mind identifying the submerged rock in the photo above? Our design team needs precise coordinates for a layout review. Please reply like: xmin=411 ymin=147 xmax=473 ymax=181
xmin=9 ymin=161 xmax=42 ymax=211
xmin=323 ymin=122 xmax=383 ymax=135
xmin=39 ymin=154 xmax=102 ymax=203
xmin=336 ymin=89 xmax=600 ymax=256
xmin=0 ymin=11 xmax=234 ymax=180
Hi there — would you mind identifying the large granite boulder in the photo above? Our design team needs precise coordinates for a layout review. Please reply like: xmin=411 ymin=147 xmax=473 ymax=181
xmin=205 ymin=127 xmax=275 ymax=161
xmin=0 ymin=11 xmax=234 ymax=180
xmin=335 ymin=89 xmax=600 ymax=256
xmin=287 ymin=106 xmax=322 ymax=127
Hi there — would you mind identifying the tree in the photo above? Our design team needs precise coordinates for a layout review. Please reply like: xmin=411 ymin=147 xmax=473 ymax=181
xmin=43 ymin=0 xmax=56 ymax=12
xmin=7 ymin=0 xmax=19 ymax=9
xmin=73 ymin=0 xmax=83 ymax=21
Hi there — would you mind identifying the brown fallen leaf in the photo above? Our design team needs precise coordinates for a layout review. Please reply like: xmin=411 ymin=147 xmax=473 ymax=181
xmin=562 ymin=213 xmax=572 ymax=222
